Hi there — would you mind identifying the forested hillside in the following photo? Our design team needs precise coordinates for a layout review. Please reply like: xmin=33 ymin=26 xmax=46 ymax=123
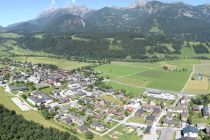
xmin=14 ymin=32 xmax=210 ymax=61
xmin=0 ymin=105 xmax=78 ymax=140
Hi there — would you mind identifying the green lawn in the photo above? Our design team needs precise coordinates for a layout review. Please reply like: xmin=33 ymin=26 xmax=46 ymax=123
xmin=11 ymin=57 xmax=90 ymax=70
xmin=128 ymin=116 xmax=145 ymax=124
xmin=191 ymin=112 xmax=210 ymax=125
xmin=106 ymin=81 xmax=145 ymax=97
xmin=101 ymin=95 xmax=123 ymax=105
xmin=95 ymin=59 xmax=199 ymax=92
xmin=105 ymin=125 xmax=141 ymax=140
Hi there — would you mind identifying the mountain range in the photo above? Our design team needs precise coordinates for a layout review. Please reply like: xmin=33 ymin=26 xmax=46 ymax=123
xmin=4 ymin=1 xmax=210 ymax=38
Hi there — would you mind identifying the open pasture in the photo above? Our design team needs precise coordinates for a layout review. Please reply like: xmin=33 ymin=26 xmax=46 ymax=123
xmin=95 ymin=59 xmax=199 ymax=92
xmin=12 ymin=57 xmax=90 ymax=70
xmin=0 ymin=33 xmax=22 ymax=38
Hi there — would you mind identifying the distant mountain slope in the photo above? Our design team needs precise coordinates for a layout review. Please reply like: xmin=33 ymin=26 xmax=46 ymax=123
xmin=5 ymin=1 xmax=210 ymax=39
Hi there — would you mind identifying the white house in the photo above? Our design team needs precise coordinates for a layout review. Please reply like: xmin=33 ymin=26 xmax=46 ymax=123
xmin=28 ymin=76 xmax=40 ymax=84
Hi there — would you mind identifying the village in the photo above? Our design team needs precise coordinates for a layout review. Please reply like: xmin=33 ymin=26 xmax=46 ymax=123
xmin=0 ymin=58 xmax=210 ymax=140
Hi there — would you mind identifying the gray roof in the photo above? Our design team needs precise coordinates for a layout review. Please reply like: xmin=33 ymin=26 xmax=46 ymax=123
xmin=28 ymin=92 xmax=52 ymax=104
xmin=159 ymin=128 xmax=174 ymax=140
xmin=63 ymin=117 xmax=72 ymax=123
xmin=78 ymin=125 xmax=87 ymax=132
xmin=135 ymin=109 xmax=144 ymax=115
xmin=146 ymin=115 xmax=156 ymax=121
xmin=9 ymin=85 xmax=28 ymax=91
xmin=202 ymin=106 xmax=209 ymax=117
xmin=177 ymin=137 xmax=196 ymax=140
xmin=144 ymin=126 xmax=152 ymax=134
xmin=183 ymin=126 xmax=199 ymax=134
xmin=28 ymin=96 xmax=43 ymax=103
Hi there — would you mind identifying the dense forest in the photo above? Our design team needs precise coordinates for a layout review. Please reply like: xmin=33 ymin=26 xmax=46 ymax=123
xmin=15 ymin=32 xmax=210 ymax=61
xmin=0 ymin=105 xmax=78 ymax=140
xmin=15 ymin=33 xmax=184 ymax=60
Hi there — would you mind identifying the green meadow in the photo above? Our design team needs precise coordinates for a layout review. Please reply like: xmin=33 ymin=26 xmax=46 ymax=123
xmin=95 ymin=59 xmax=200 ymax=92
xmin=11 ymin=57 xmax=90 ymax=70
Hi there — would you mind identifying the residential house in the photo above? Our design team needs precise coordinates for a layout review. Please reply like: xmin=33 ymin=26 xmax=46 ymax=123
xmin=9 ymin=85 xmax=28 ymax=91
xmin=146 ymin=115 xmax=156 ymax=126
xmin=152 ymin=107 xmax=161 ymax=117
xmin=162 ymin=118 xmax=180 ymax=127
xmin=192 ymin=105 xmax=200 ymax=112
xmin=182 ymin=126 xmax=199 ymax=138
xmin=181 ymin=112 xmax=188 ymax=121
xmin=205 ymin=127 xmax=210 ymax=136
xmin=180 ymin=96 xmax=188 ymax=105
xmin=167 ymin=106 xmax=187 ymax=113
xmin=78 ymin=125 xmax=87 ymax=133
xmin=27 ymin=91 xmax=53 ymax=106
xmin=63 ymin=117 xmax=72 ymax=124
xmin=177 ymin=137 xmax=196 ymax=140
xmin=165 ymin=112 xmax=173 ymax=120
xmin=202 ymin=106 xmax=209 ymax=118
xmin=144 ymin=126 xmax=152 ymax=134
xmin=135 ymin=109 xmax=144 ymax=117
xmin=159 ymin=128 xmax=174 ymax=140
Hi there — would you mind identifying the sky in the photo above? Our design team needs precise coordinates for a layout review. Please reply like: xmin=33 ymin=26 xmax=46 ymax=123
xmin=0 ymin=0 xmax=210 ymax=26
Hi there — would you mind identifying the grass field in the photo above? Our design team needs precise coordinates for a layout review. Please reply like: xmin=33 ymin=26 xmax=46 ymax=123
xmin=0 ymin=33 xmax=22 ymax=38
xmin=101 ymin=95 xmax=123 ymax=105
xmin=11 ymin=57 xmax=90 ymax=70
xmin=107 ymin=81 xmax=145 ymax=97
xmin=105 ymin=125 xmax=141 ymax=140
xmin=96 ymin=59 xmax=199 ymax=92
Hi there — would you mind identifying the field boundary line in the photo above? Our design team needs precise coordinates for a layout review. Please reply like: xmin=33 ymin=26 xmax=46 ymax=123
xmin=181 ymin=64 xmax=195 ymax=93
xmin=117 ymin=66 xmax=160 ymax=78
xmin=111 ymin=80 xmax=147 ymax=89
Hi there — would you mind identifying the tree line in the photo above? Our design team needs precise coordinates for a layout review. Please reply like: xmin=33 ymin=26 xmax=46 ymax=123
xmin=0 ymin=105 xmax=78 ymax=140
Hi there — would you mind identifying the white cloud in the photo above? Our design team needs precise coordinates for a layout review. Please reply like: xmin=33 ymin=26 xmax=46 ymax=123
xmin=72 ymin=0 xmax=76 ymax=4
xmin=51 ymin=0 xmax=56 ymax=7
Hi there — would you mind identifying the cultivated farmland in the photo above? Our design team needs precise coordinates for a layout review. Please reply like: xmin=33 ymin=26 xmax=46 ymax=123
xmin=184 ymin=60 xmax=210 ymax=94
xmin=95 ymin=59 xmax=200 ymax=92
